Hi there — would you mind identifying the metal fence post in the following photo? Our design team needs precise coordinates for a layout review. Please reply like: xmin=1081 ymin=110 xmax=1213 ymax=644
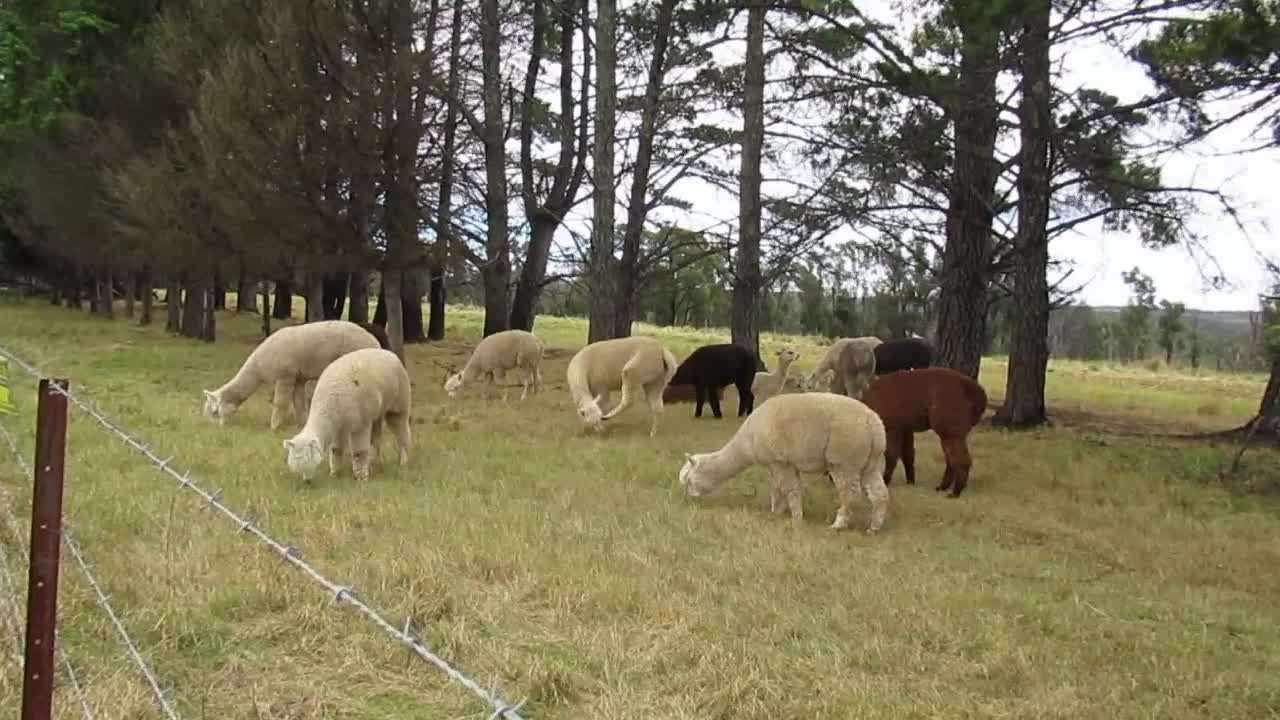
xmin=20 ymin=379 xmax=69 ymax=720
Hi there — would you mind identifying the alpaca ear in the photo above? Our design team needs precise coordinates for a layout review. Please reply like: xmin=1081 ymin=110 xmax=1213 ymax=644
xmin=282 ymin=439 xmax=292 ymax=451
xmin=203 ymin=390 xmax=216 ymax=400
xmin=684 ymin=452 xmax=694 ymax=464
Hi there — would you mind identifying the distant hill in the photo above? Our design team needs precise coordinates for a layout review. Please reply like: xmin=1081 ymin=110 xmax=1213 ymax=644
xmin=1089 ymin=305 xmax=1258 ymax=338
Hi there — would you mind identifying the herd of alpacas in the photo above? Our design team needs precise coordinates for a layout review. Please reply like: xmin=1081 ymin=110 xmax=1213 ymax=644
xmin=201 ymin=320 xmax=987 ymax=534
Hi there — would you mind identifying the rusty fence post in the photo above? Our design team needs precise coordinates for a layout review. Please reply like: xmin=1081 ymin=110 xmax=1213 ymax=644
xmin=20 ymin=379 xmax=69 ymax=720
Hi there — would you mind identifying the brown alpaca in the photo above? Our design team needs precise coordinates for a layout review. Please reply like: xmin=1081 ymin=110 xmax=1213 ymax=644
xmin=859 ymin=367 xmax=988 ymax=497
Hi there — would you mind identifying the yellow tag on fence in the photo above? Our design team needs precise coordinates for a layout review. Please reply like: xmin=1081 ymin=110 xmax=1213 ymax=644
xmin=0 ymin=358 xmax=17 ymax=415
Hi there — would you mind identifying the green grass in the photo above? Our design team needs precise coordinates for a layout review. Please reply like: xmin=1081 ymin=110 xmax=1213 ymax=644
xmin=1 ymin=299 xmax=1278 ymax=719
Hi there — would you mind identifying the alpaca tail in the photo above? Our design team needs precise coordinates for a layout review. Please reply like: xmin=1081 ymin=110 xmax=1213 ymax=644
xmin=967 ymin=379 xmax=989 ymax=426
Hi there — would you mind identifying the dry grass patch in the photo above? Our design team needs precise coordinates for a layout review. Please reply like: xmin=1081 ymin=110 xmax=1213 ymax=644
xmin=0 ymin=301 xmax=1277 ymax=719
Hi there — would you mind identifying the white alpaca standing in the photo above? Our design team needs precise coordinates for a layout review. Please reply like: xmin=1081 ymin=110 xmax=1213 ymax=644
xmin=282 ymin=348 xmax=412 ymax=482
xmin=203 ymin=321 xmax=381 ymax=429
xmin=751 ymin=346 xmax=800 ymax=401
xmin=679 ymin=392 xmax=890 ymax=533
xmin=566 ymin=336 xmax=677 ymax=437
xmin=444 ymin=329 xmax=545 ymax=401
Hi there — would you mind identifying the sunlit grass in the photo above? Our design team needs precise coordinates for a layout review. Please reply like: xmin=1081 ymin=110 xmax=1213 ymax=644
xmin=0 ymin=299 xmax=1277 ymax=719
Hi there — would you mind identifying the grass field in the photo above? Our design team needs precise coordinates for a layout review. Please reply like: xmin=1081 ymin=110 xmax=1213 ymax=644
xmin=1 ymin=299 xmax=1278 ymax=719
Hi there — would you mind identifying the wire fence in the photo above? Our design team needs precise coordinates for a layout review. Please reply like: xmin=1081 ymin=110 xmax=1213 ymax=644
xmin=0 ymin=423 xmax=97 ymax=720
xmin=0 ymin=344 xmax=528 ymax=720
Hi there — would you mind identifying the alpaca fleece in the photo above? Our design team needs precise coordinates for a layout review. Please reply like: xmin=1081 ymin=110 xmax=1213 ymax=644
xmin=665 ymin=343 xmax=763 ymax=418
xmin=860 ymin=367 xmax=987 ymax=497
xmin=283 ymin=347 xmax=412 ymax=482
xmin=679 ymin=392 xmax=890 ymax=533
xmin=445 ymin=329 xmax=545 ymax=401
xmin=203 ymin=320 xmax=381 ymax=429
xmin=567 ymin=335 xmax=678 ymax=436
xmin=873 ymin=337 xmax=933 ymax=375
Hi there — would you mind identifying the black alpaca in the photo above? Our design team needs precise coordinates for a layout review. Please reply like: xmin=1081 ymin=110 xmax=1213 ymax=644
xmin=874 ymin=337 xmax=933 ymax=375
xmin=667 ymin=343 xmax=762 ymax=418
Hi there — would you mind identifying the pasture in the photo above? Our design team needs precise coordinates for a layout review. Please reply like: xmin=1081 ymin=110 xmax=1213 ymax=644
xmin=0 ymin=299 xmax=1278 ymax=719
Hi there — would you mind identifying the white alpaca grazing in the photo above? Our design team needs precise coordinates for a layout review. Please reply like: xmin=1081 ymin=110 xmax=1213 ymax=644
xmin=444 ymin=329 xmax=545 ymax=401
xmin=751 ymin=346 xmax=800 ymax=401
xmin=679 ymin=392 xmax=890 ymax=533
xmin=282 ymin=348 xmax=412 ymax=483
xmin=203 ymin=321 xmax=381 ymax=430
xmin=805 ymin=336 xmax=882 ymax=396
xmin=566 ymin=336 xmax=677 ymax=437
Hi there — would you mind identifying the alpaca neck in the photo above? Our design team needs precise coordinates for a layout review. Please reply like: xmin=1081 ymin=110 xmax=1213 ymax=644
xmin=700 ymin=436 xmax=754 ymax=483
xmin=566 ymin=360 xmax=592 ymax=406
xmin=776 ymin=356 xmax=794 ymax=378
xmin=296 ymin=407 xmax=337 ymax=448
xmin=217 ymin=362 xmax=262 ymax=404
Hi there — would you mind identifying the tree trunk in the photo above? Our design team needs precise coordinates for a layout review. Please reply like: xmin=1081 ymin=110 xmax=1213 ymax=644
xmin=1257 ymin=356 xmax=1280 ymax=433
xmin=402 ymin=271 xmax=426 ymax=342
xmin=261 ymin=281 xmax=272 ymax=336
xmin=348 ymin=271 xmax=369 ymax=322
xmin=374 ymin=281 xmax=387 ymax=325
xmin=139 ymin=268 xmax=153 ymax=326
xmin=383 ymin=268 xmax=406 ymax=360
xmin=181 ymin=276 xmax=204 ymax=338
xmin=427 ymin=0 xmax=465 ymax=342
xmin=124 ymin=271 xmax=136 ymax=319
xmin=322 ymin=272 xmax=348 ymax=319
xmin=511 ymin=0 xmax=590 ymax=332
xmin=94 ymin=270 xmax=113 ymax=318
xmin=237 ymin=264 xmax=257 ymax=312
xmin=730 ymin=2 xmax=766 ymax=361
xmin=614 ymin=0 xmax=677 ymax=339
xmin=202 ymin=283 xmax=217 ymax=342
xmin=587 ymin=0 xmax=617 ymax=343
xmin=273 ymin=279 xmax=293 ymax=319
xmin=305 ymin=272 xmax=324 ymax=322
xmin=994 ymin=0 xmax=1051 ymax=429
xmin=212 ymin=273 xmax=226 ymax=310
xmin=165 ymin=276 xmax=181 ymax=333
xmin=478 ymin=0 xmax=511 ymax=336
xmin=934 ymin=2 xmax=1002 ymax=379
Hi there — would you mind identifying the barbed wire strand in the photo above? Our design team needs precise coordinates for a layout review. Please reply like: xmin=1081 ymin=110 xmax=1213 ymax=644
xmin=0 ymin=422 xmax=98 ymax=720
xmin=0 ymin=345 xmax=529 ymax=720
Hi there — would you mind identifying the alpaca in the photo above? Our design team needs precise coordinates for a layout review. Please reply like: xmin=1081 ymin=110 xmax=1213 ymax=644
xmin=751 ymin=346 xmax=800 ymax=401
xmin=567 ymin=336 xmax=678 ymax=436
xmin=678 ymin=392 xmax=889 ymax=533
xmin=444 ymin=329 xmax=545 ymax=401
xmin=859 ymin=367 xmax=987 ymax=497
xmin=873 ymin=337 xmax=933 ymax=375
xmin=203 ymin=320 xmax=381 ymax=429
xmin=282 ymin=348 xmax=412 ymax=482
xmin=664 ymin=343 xmax=762 ymax=418
xmin=806 ymin=337 xmax=882 ymax=395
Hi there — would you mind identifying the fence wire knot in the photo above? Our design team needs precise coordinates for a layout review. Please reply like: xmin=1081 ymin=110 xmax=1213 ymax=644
xmin=490 ymin=700 xmax=528 ymax=719
xmin=333 ymin=585 xmax=354 ymax=603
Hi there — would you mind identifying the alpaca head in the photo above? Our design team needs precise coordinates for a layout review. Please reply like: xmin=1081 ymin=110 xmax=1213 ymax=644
xmin=282 ymin=435 xmax=324 ymax=480
xmin=678 ymin=452 xmax=719 ymax=497
xmin=443 ymin=371 xmax=464 ymax=398
xmin=202 ymin=389 xmax=238 ymax=425
xmin=776 ymin=346 xmax=800 ymax=366
xmin=576 ymin=397 xmax=605 ymax=431
xmin=803 ymin=368 xmax=835 ymax=393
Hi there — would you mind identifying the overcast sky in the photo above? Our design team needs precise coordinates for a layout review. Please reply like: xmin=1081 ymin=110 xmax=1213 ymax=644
xmin=553 ymin=2 xmax=1275 ymax=313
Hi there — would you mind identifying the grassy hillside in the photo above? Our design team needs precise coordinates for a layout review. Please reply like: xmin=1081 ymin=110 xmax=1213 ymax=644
xmin=0 ymin=300 xmax=1277 ymax=719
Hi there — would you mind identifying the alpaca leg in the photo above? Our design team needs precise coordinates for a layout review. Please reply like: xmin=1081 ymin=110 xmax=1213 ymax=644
xmin=370 ymin=418 xmax=383 ymax=465
xmin=829 ymin=470 xmax=858 ymax=530
xmin=270 ymin=379 xmax=295 ymax=430
xmin=694 ymin=383 xmax=707 ymax=418
xmin=292 ymin=383 xmax=309 ymax=424
xmin=329 ymin=436 xmax=345 ymax=477
xmin=707 ymin=384 xmax=724 ymax=419
xmin=938 ymin=434 xmax=972 ymax=497
xmin=389 ymin=412 xmax=411 ymax=465
xmin=494 ymin=368 xmax=509 ymax=403
xmin=882 ymin=432 xmax=901 ymax=486
xmin=349 ymin=425 xmax=374 ymax=482
xmin=643 ymin=383 xmax=665 ymax=437
xmin=737 ymin=380 xmax=754 ymax=417
xmin=519 ymin=368 xmax=532 ymax=401
xmin=902 ymin=431 xmax=917 ymax=485
xmin=860 ymin=453 xmax=890 ymax=533
xmin=602 ymin=366 xmax=642 ymax=420
xmin=772 ymin=465 xmax=804 ymax=528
